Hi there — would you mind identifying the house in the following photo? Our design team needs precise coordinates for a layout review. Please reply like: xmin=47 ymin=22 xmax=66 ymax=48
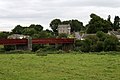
xmin=58 ymin=24 xmax=71 ymax=35
xmin=8 ymin=34 xmax=29 ymax=39
xmin=108 ymin=31 xmax=120 ymax=41
xmin=74 ymin=32 xmax=95 ymax=40
xmin=7 ymin=34 xmax=32 ymax=50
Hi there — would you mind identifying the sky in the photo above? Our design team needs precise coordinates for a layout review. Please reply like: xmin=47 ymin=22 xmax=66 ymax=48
xmin=0 ymin=0 xmax=120 ymax=31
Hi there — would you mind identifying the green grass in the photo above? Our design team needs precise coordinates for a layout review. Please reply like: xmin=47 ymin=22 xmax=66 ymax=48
xmin=0 ymin=45 xmax=3 ymax=49
xmin=0 ymin=53 xmax=120 ymax=80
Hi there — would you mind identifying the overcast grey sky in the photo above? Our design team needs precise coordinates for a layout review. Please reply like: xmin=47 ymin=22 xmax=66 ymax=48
xmin=0 ymin=0 xmax=120 ymax=31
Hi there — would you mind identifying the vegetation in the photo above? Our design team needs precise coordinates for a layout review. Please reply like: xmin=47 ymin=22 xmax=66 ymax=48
xmin=75 ymin=31 xmax=119 ymax=52
xmin=50 ymin=19 xmax=84 ymax=35
xmin=0 ymin=53 xmax=120 ymax=80
xmin=0 ymin=13 xmax=120 ymax=52
xmin=86 ymin=13 xmax=112 ymax=33
xmin=113 ymin=16 xmax=120 ymax=30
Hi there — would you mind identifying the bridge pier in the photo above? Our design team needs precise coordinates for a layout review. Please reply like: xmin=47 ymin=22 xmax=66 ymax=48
xmin=27 ymin=37 xmax=32 ymax=50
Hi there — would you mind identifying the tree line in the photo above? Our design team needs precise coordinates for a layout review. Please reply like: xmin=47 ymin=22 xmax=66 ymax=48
xmin=0 ymin=13 xmax=120 ymax=39
xmin=0 ymin=13 xmax=120 ymax=52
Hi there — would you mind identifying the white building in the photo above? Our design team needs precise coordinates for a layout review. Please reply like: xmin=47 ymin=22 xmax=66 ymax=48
xmin=58 ymin=24 xmax=71 ymax=35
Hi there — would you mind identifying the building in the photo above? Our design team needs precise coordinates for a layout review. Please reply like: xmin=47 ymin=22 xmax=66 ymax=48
xmin=74 ymin=32 xmax=96 ymax=40
xmin=8 ymin=34 xmax=29 ymax=39
xmin=108 ymin=31 xmax=120 ymax=41
xmin=58 ymin=24 xmax=71 ymax=35
xmin=8 ymin=34 xmax=32 ymax=50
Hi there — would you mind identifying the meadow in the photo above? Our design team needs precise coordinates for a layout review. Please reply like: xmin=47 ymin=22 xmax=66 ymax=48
xmin=0 ymin=53 xmax=120 ymax=80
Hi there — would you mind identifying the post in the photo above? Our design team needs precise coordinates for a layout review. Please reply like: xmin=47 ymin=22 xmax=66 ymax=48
xmin=27 ymin=37 xmax=32 ymax=50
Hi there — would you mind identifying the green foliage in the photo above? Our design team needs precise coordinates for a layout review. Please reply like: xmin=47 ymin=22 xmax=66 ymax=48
xmin=95 ymin=41 xmax=104 ymax=52
xmin=0 ymin=32 xmax=10 ymax=39
xmin=12 ymin=25 xmax=24 ymax=34
xmin=86 ymin=13 xmax=112 ymax=33
xmin=0 ymin=54 xmax=120 ymax=80
xmin=29 ymin=24 xmax=43 ymax=32
xmin=62 ymin=20 xmax=84 ymax=32
xmin=22 ymin=28 xmax=36 ymax=36
xmin=50 ymin=19 xmax=61 ymax=35
xmin=58 ymin=33 xmax=68 ymax=38
xmin=113 ymin=16 xmax=120 ymax=30
xmin=32 ymin=44 xmax=44 ymax=52
xmin=75 ymin=31 xmax=119 ymax=52
xmin=50 ymin=19 xmax=84 ymax=36
xmin=75 ymin=39 xmax=91 ymax=52
xmin=80 ymin=39 xmax=91 ymax=52
xmin=70 ymin=20 xmax=84 ymax=32
xmin=104 ymin=35 xmax=119 ymax=51
xmin=5 ymin=50 xmax=33 ymax=54
xmin=96 ymin=31 xmax=106 ymax=41
xmin=85 ymin=35 xmax=99 ymax=45
xmin=75 ymin=40 xmax=82 ymax=46
xmin=11 ymin=24 xmax=54 ymax=39
xmin=4 ymin=45 xmax=15 ymax=51
xmin=36 ymin=49 xmax=47 ymax=56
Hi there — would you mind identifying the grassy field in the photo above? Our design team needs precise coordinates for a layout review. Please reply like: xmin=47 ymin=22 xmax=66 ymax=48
xmin=0 ymin=53 xmax=120 ymax=80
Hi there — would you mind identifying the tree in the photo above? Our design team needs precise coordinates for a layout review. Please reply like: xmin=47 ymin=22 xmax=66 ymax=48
xmin=12 ymin=25 xmax=23 ymax=34
xmin=96 ymin=31 xmax=106 ymax=41
xmin=22 ymin=28 xmax=36 ymax=36
xmin=104 ymin=35 xmax=119 ymax=51
xmin=50 ymin=19 xmax=61 ymax=35
xmin=113 ymin=16 xmax=120 ymax=30
xmin=62 ymin=20 xmax=84 ymax=32
xmin=107 ymin=15 xmax=111 ymax=22
xmin=107 ymin=15 xmax=113 ymax=28
xmin=70 ymin=20 xmax=84 ymax=32
xmin=0 ymin=32 xmax=10 ymax=39
xmin=29 ymin=24 xmax=43 ymax=32
xmin=86 ymin=13 xmax=112 ymax=33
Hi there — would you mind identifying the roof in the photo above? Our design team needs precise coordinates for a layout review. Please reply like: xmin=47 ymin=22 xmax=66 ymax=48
xmin=58 ymin=24 xmax=71 ymax=28
xmin=109 ymin=31 xmax=120 ymax=35
xmin=8 ymin=34 xmax=30 ymax=39
xmin=82 ymin=34 xmax=96 ymax=38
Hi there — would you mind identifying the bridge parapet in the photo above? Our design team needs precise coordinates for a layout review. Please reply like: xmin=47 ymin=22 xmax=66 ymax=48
xmin=0 ymin=38 xmax=74 ymax=45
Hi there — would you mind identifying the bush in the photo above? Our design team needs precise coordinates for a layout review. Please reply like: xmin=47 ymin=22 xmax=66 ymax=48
xmin=80 ymin=39 xmax=91 ymax=52
xmin=95 ymin=41 xmax=104 ymax=52
xmin=36 ymin=48 xmax=50 ymax=56
xmin=4 ymin=45 xmax=15 ymax=51
xmin=5 ymin=50 xmax=33 ymax=54
xmin=104 ymin=35 xmax=119 ymax=51
xmin=55 ymin=50 xmax=65 ymax=54
xmin=58 ymin=33 xmax=68 ymax=38
xmin=74 ymin=47 xmax=81 ymax=52
xmin=32 ymin=44 xmax=44 ymax=52
xmin=36 ymin=52 xmax=47 ymax=56
xmin=75 ymin=40 xmax=82 ymax=46
xmin=96 ymin=31 xmax=106 ymax=41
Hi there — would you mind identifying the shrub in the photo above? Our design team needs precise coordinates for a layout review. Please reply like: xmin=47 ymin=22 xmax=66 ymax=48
xmin=5 ymin=50 xmax=33 ymax=54
xmin=55 ymin=50 xmax=65 ymax=54
xmin=80 ymin=39 xmax=91 ymax=52
xmin=4 ymin=45 xmax=15 ymax=51
xmin=58 ymin=33 xmax=68 ymax=38
xmin=104 ymin=35 xmax=119 ymax=51
xmin=36 ymin=52 xmax=47 ymax=56
xmin=95 ymin=41 xmax=104 ymax=52
xmin=32 ymin=44 xmax=44 ymax=52
xmin=75 ymin=40 xmax=82 ymax=46
xmin=96 ymin=31 xmax=106 ymax=41
xmin=36 ymin=49 xmax=47 ymax=56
